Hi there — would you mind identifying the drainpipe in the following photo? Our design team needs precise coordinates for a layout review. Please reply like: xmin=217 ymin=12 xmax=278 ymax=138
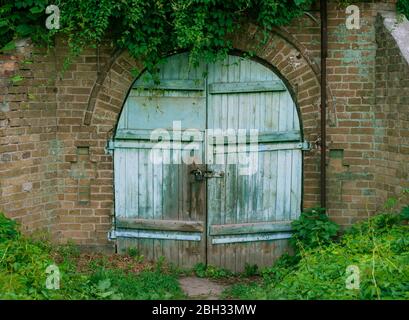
xmin=320 ymin=0 xmax=328 ymax=209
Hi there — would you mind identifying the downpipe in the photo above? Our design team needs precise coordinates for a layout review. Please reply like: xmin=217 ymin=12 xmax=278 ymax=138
xmin=320 ymin=0 xmax=328 ymax=209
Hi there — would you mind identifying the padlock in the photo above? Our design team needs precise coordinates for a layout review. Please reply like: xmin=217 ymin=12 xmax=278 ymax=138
xmin=191 ymin=168 xmax=204 ymax=182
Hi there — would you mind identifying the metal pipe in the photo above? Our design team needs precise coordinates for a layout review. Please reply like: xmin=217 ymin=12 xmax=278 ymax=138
xmin=320 ymin=0 xmax=328 ymax=209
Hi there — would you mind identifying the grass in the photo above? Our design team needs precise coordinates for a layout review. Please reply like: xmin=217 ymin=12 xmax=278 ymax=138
xmin=222 ymin=213 xmax=409 ymax=300
xmin=0 ymin=213 xmax=185 ymax=300
xmin=1 ymin=197 xmax=409 ymax=300
xmin=88 ymin=268 xmax=185 ymax=300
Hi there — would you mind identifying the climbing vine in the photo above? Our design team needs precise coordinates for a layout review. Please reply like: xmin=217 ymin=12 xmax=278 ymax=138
xmin=397 ymin=0 xmax=409 ymax=19
xmin=0 ymin=0 xmax=315 ymax=71
xmin=1 ymin=1 xmax=408 ymax=71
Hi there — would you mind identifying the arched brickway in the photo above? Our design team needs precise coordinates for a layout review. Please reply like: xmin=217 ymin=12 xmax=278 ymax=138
xmin=86 ymin=23 xmax=323 ymax=138
xmin=80 ymin=22 xmax=323 ymax=248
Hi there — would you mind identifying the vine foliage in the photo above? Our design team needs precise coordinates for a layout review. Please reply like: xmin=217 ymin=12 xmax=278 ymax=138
xmin=0 ymin=0 xmax=315 ymax=70
xmin=397 ymin=0 xmax=409 ymax=20
xmin=2 ymin=1 xmax=408 ymax=71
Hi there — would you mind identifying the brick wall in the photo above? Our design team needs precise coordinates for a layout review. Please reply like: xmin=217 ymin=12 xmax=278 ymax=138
xmin=325 ymin=1 xmax=381 ymax=225
xmin=0 ymin=0 xmax=407 ymax=249
xmin=375 ymin=11 xmax=409 ymax=203
xmin=0 ymin=40 xmax=59 ymax=235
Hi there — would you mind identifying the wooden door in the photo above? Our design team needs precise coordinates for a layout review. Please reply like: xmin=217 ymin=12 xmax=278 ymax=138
xmin=111 ymin=53 xmax=303 ymax=271
xmin=111 ymin=53 xmax=207 ymax=268
xmin=206 ymin=55 xmax=302 ymax=272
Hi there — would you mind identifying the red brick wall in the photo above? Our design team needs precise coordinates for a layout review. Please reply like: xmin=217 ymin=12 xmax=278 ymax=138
xmin=325 ymin=1 xmax=381 ymax=225
xmin=0 ymin=0 xmax=407 ymax=249
xmin=0 ymin=40 xmax=59 ymax=235
xmin=375 ymin=12 xmax=409 ymax=203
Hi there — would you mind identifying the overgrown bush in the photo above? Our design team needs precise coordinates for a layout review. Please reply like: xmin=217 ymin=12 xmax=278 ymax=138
xmin=290 ymin=207 xmax=339 ymax=252
xmin=224 ymin=202 xmax=409 ymax=300
xmin=90 ymin=268 xmax=184 ymax=300
xmin=194 ymin=262 xmax=233 ymax=279
xmin=0 ymin=212 xmax=184 ymax=300
xmin=398 ymin=0 xmax=409 ymax=20
xmin=0 ymin=212 xmax=19 ymax=242
xmin=0 ymin=0 xmax=315 ymax=72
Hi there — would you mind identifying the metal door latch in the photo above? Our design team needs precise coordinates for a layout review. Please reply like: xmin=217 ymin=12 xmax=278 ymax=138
xmin=203 ymin=170 xmax=224 ymax=178
xmin=190 ymin=169 xmax=224 ymax=181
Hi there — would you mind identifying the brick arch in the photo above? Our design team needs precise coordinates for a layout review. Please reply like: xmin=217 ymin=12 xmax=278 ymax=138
xmin=86 ymin=22 xmax=323 ymax=208
xmin=86 ymin=22 xmax=322 ymax=139
xmin=229 ymin=23 xmax=322 ymax=141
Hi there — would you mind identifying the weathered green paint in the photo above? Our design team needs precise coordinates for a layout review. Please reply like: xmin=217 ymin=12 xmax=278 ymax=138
xmin=211 ymin=232 xmax=292 ymax=245
xmin=116 ymin=218 xmax=204 ymax=232
xmin=329 ymin=149 xmax=344 ymax=159
xmin=133 ymin=79 xmax=205 ymax=91
xmin=208 ymin=80 xmax=286 ymax=94
xmin=209 ymin=221 xmax=292 ymax=236
xmin=206 ymin=55 xmax=302 ymax=271
xmin=112 ymin=229 xmax=202 ymax=241
xmin=115 ymin=129 xmax=204 ymax=141
xmin=335 ymin=171 xmax=374 ymax=181
xmin=209 ymin=130 xmax=301 ymax=145
xmin=113 ymin=53 xmax=303 ymax=271
xmin=114 ymin=53 xmax=207 ymax=268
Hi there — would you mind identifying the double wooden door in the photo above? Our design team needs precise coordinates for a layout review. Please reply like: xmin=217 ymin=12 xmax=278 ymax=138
xmin=110 ymin=53 xmax=303 ymax=272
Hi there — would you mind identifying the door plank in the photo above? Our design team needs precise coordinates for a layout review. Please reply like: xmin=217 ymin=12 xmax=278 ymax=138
xmin=208 ymin=80 xmax=286 ymax=94
xmin=206 ymin=55 xmax=302 ymax=272
xmin=116 ymin=218 xmax=204 ymax=232
xmin=114 ymin=52 xmax=206 ymax=267
xmin=125 ymin=149 xmax=138 ymax=219
xmin=209 ymin=221 xmax=292 ymax=236
xmin=133 ymin=79 xmax=205 ymax=91
xmin=114 ymin=149 xmax=126 ymax=217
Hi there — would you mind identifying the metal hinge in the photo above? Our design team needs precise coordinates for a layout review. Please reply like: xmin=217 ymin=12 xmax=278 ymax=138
xmin=108 ymin=229 xmax=117 ymax=240
xmin=106 ymin=140 xmax=114 ymax=155
xmin=300 ymin=140 xmax=311 ymax=151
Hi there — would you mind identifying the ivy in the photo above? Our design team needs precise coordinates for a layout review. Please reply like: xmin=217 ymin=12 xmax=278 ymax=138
xmin=0 ymin=0 xmax=315 ymax=71
xmin=2 ymin=1 xmax=407 ymax=72
xmin=397 ymin=0 xmax=409 ymax=20
xmin=0 ymin=0 xmax=51 ymax=49
xmin=290 ymin=207 xmax=340 ymax=252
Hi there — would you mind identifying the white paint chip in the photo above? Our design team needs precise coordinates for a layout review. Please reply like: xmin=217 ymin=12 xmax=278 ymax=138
xmin=22 ymin=182 xmax=32 ymax=192
xmin=382 ymin=12 xmax=409 ymax=65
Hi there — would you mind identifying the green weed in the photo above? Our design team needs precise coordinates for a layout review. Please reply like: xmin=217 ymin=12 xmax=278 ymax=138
xmin=0 ymin=212 xmax=184 ymax=300
xmin=193 ymin=263 xmax=233 ymax=279
xmin=224 ymin=199 xmax=409 ymax=300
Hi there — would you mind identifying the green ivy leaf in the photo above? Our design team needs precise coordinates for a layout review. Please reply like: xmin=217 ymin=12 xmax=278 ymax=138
xmin=400 ymin=206 xmax=409 ymax=220
xmin=29 ymin=7 xmax=43 ymax=14
xmin=1 ymin=41 xmax=16 ymax=52
xmin=10 ymin=75 xmax=24 ymax=84
xmin=16 ymin=24 xmax=33 ymax=36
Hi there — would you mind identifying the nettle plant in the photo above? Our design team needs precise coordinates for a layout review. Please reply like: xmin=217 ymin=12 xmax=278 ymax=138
xmin=1 ymin=0 xmax=316 ymax=72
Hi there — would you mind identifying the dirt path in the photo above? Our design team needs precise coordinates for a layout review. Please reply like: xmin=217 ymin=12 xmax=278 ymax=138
xmin=178 ymin=277 xmax=227 ymax=300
